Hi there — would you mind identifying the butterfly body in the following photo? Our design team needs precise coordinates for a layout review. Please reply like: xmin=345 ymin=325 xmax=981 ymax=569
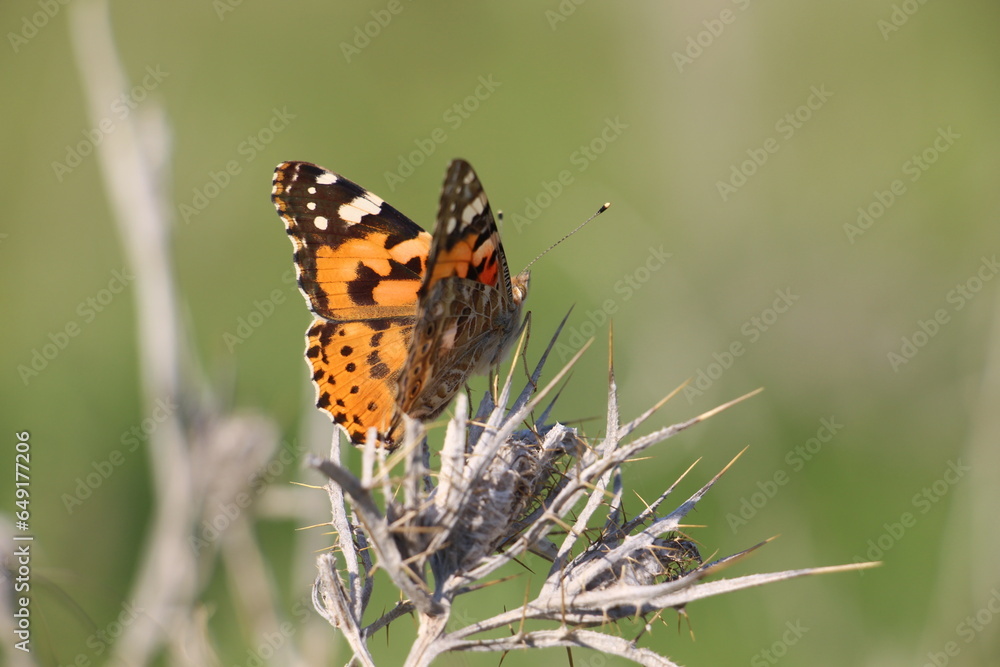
xmin=272 ymin=159 xmax=527 ymax=448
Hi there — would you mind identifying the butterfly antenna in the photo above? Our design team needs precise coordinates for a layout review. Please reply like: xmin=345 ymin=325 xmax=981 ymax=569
xmin=520 ymin=202 xmax=610 ymax=273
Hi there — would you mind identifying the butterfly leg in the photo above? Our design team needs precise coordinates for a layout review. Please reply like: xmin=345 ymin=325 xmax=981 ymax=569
xmin=520 ymin=311 xmax=536 ymax=390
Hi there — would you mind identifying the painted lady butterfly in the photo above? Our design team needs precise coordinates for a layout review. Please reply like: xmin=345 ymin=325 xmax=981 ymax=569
xmin=272 ymin=159 xmax=529 ymax=448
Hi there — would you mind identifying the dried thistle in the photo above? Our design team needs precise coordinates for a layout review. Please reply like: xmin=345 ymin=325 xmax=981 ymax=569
xmin=309 ymin=318 xmax=876 ymax=666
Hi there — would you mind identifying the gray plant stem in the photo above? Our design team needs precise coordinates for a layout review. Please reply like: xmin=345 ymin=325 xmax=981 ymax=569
xmin=309 ymin=327 xmax=879 ymax=666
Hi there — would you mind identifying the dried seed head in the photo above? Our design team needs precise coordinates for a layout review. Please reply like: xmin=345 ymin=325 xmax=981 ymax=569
xmin=309 ymin=323 xmax=872 ymax=666
xmin=584 ymin=538 xmax=702 ymax=592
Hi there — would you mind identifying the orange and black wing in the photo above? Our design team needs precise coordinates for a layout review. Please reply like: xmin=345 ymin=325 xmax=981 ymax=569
xmin=397 ymin=159 xmax=528 ymax=420
xmin=272 ymin=161 xmax=432 ymax=446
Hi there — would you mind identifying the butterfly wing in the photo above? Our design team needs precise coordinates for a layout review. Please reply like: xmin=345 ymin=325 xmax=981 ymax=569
xmin=272 ymin=161 xmax=431 ymax=446
xmin=397 ymin=159 xmax=529 ymax=421
xmin=420 ymin=159 xmax=515 ymax=295
xmin=304 ymin=318 xmax=411 ymax=446
xmin=273 ymin=161 xmax=430 ymax=321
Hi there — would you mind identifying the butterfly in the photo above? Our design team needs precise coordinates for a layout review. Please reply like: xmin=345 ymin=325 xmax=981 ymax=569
xmin=271 ymin=159 xmax=529 ymax=449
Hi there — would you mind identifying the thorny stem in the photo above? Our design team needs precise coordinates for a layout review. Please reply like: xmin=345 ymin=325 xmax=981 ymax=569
xmin=309 ymin=325 xmax=878 ymax=666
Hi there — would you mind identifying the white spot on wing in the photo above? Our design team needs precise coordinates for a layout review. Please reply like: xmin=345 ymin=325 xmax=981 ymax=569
xmin=307 ymin=202 xmax=316 ymax=210
xmin=315 ymin=172 xmax=338 ymax=185
xmin=441 ymin=322 xmax=458 ymax=350
xmin=308 ymin=186 xmax=317 ymax=194
xmin=339 ymin=195 xmax=382 ymax=224
xmin=314 ymin=216 xmax=329 ymax=230
xmin=461 ymin=193 xmax=487 ymax=224
xmin=354 ymin=195 xmax=382 ymax=216
xmin=472 ymin=193 xmax=486 ymax=215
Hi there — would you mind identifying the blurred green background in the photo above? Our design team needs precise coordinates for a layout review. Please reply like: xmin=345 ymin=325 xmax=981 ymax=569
xmin=3 ymin=0 xmax=999 ymax=665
